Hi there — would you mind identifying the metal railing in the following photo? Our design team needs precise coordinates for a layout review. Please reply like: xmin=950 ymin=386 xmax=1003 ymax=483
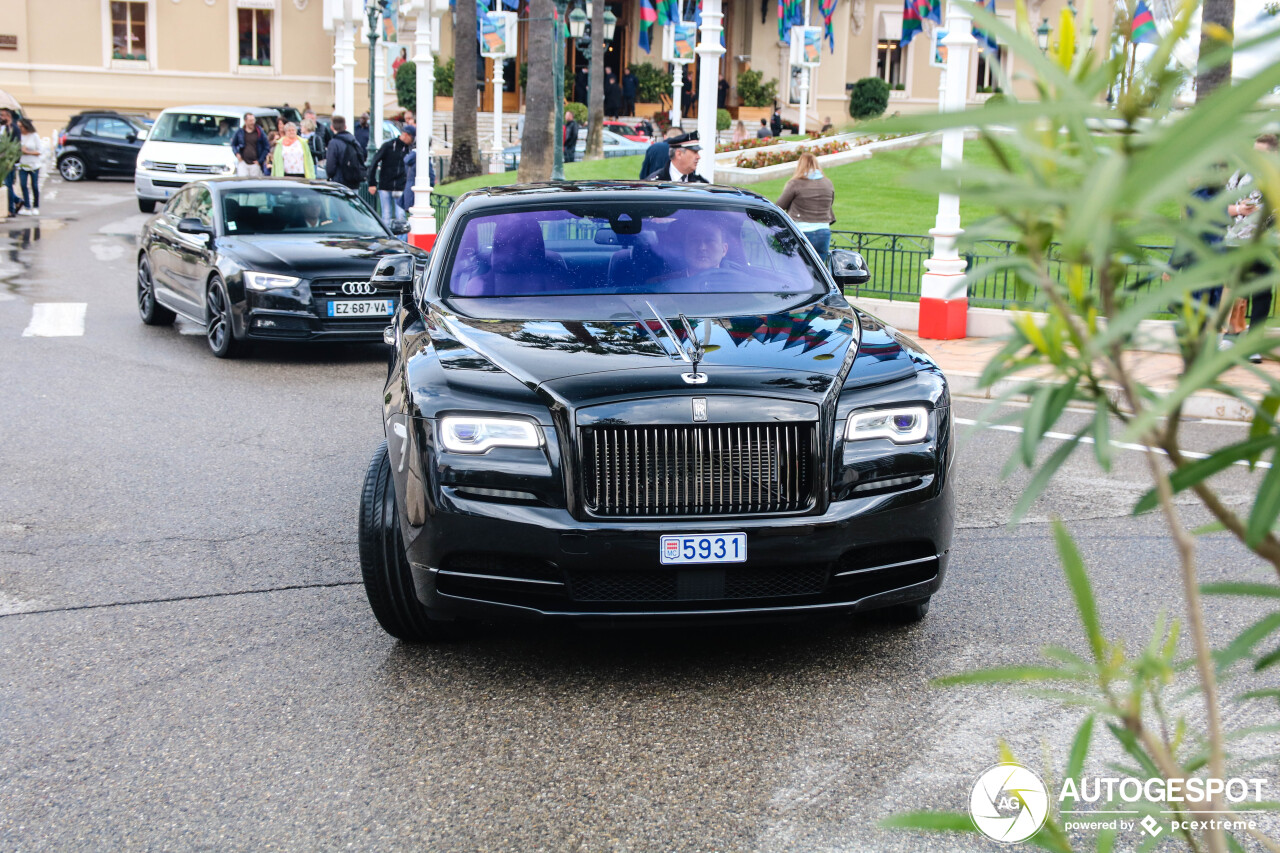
xmin=830 ymin=230 xmax=1174 ymax=310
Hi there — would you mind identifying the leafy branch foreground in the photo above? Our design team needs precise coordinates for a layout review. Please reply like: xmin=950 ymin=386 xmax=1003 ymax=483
xmin=873 ymin=2 xmax=1280 ymax=851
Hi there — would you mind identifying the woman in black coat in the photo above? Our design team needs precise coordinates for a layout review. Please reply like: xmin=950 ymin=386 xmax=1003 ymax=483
xmin=604 ymin=72 xmax=624 ymax=118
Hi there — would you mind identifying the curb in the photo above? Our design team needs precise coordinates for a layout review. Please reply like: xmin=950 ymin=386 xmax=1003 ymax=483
xmin=946 ymin=370 xmax=1256 ymax=423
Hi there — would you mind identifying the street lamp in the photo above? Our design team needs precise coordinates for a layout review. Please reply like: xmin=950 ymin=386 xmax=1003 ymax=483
xmin=1036 ymin=17 xmax=1051 ymax=51
xmin=366 ymin=0 xmax=390 ymax=171
xmin=568 ymin=6 xmax=587 ymax=38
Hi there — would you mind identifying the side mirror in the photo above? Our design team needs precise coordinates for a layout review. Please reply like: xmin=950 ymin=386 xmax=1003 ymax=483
xmin=390 ymin=218 xmax=411 ymax=236
xmin=829 ymin=250 xmax=870 ymax=288
xmin=371 ymin=252 xmax=415 ymax=293
xmin=126 ymin=132 xmax=138 ymax=144
xmin=177 ymin=217 xmax=214 ymax=239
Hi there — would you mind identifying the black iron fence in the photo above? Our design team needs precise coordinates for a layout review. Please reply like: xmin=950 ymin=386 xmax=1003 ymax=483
xmin=830 ymin=230 xmax=1174 ymax=310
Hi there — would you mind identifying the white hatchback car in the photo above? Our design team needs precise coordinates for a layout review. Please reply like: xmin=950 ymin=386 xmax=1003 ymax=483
xmin=134 ymin=105 xmax=279 ymax=213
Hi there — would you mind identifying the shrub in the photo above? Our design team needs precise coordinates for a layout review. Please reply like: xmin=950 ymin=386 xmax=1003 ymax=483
xmin=736 ymin=70 xmax=779 ymax=108
xmin=848 ymin=77 xmax=890 ymax=119
xmin=565 ymin=101 xmax=588 ymax=124
xmin=716 ymin=108 xmax=731 ymax=131
xmin=0 ymin=133 xmax=17 ymax=186
xmin=435 ymin=56 xmax=454 ymax=97
xmin=630 ymin=63 xmax=671 ymax=103
xmin=395 ymin=60 xmax=416 ymax=110
xmin=733 ymin=139 xmax=850 ymax=169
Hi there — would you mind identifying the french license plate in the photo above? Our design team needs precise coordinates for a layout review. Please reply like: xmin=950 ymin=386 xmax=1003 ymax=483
xmin=328 ymin=299 xmax=394 ymax=317
xmin=660 ymin=533 xmax=747 ymax=565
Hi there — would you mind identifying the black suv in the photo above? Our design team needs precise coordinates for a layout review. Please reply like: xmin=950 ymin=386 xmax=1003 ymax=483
xmin=57 ymin=111 xmax=148 ymax=182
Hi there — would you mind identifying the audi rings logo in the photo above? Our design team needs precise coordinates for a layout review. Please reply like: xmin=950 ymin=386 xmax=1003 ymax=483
xmin=969 ymin=763 xmax=1050 ymax=844
xmin=341 ymin=281 xmax=376 ymax=296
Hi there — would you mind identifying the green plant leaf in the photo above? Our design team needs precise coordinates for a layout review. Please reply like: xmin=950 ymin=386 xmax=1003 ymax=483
xmin=1132 ymin=435 xmax=1280 ymax=515
xmin=1106 ymin=722 xmax=1161 ymax=777
xmin=1201 ymin=582 xmax=1280 ymax=599
xmin=1063 ymin=713 xmax=1095 ymax=812
xmin=1010 ymin=428 xmax=1089 ymax=524
xmin=1215 ymin=611 xmax=1280 ymax=672
xmin=1254 ymin=646 xmax=1280 ymax=671
xmin=934 ymin=665 xmax=1086 ymax=687
xmin=1247 ymin=459 xmax=1280 ymax=547
xmin=1237 ymin=688 xmax=1280 ymax=702
xmin=1054 ymin=520 xmax=1106 ymax=664
xmin=878 ymin=811 xmax=977 ymax=832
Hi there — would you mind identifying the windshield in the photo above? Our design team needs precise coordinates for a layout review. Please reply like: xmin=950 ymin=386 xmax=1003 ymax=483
xmin=445 ymin=204 xmax=827 ymax=297
xmin=150 ymin=112 xmax=241 ymax=145
xmin=220 ymin=186 xmax=387 ymax=237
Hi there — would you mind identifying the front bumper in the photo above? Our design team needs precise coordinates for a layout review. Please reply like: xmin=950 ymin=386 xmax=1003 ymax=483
xmin=135 ymin=171 xmax=194 ymax=202
xmin=406 ymin=482 xmax=954 ymax=622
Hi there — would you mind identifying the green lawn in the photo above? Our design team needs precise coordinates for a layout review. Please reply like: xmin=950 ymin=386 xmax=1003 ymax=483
xmin=435 ymin=145 xmax=1003 ymax=236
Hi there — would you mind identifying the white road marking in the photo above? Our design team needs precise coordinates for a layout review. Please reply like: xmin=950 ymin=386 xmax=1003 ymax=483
xmin=97 ymin=213 xmax=150 ymax=236
xmin=22 ymin=303 xmax=87 ymax=337
xmin=89 ymin=237 xmax=125 ymax=263
xmin=955 ymin=417 xmax=1272 ymax=470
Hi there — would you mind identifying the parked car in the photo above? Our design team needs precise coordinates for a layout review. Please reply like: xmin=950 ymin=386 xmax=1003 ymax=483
xmin=357 ymin=181 xmax=955 ymax=641
xmin=502 ymin=128 xmax=649 ymax=170
xmin=55 ymin=111 xmax=149 ymax=182
xmin=134 ymin=105 xmax=279 ymax=213
xmin=261 ymin=104 xmax=303 ymax=125
xmin=604 ymin=119 xmax=652 ymax=142
xmin=135 ymin=177 xmax=424 ymax=357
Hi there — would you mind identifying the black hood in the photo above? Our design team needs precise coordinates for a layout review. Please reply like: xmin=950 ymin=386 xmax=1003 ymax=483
xmin=219 ymin=234 xmax=416 ymax=277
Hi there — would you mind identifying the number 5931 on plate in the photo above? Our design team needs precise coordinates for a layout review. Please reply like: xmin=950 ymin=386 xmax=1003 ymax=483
xmin=659 ymin=533 xmax=747 ymax=565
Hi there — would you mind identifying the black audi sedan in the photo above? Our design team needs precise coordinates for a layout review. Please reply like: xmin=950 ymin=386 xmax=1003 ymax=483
xmin=135 ymin=177 xmax=424 ymax=357
xmin=359 ymin=182 xmax=954 ymax=640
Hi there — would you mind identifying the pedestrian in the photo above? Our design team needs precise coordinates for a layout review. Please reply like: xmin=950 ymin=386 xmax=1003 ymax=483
xmin=775 ymin=151 xmax=835 ymax=265
xmin=756 ymin=118 xmax=772 ymax=139
xmin=1222 ymin=133 xmax=1278 ymax=363
xmin=732 ymin=120 xmax=747 ymax=144
xmin=400 ymin=140 xmax=437 ymax=214
xmin=324 ymin=115 xmax=365 ymax=190
xmin=270 ymin=122 xmax=315 ymax=178
xmin=15 ymin=119 xmax=42 ymax=216
xmin=354 ymin=113 xmax=371 ymax=153
xmin=231 ymin=112 xmax=270 ymax=177
xmin=820 ymin=115 xmax=834 ymax=133
xmin=717 ymin=77 xmax=729 ymax=110
xmin=367 ymin=124 xmax=415 ymax=228
xmin=639 ymin=126 xmax=682 ymax=179
xmin=574 ymin=67 xmax=588 ymax=107
xmin=563 ymin=110 xmax=579 ymax=163
xmin=303 ymin=108 xmax=331 ymax=148
xmin=604 ymin=71 xmax=623 ymax=119
xmin=622 ymin=67 xmax=638 ymax=116
xmin=644 ymin=131 xmax=707 ymax=182
xmin=770 ymin=107 xmax=783 ymax=138
xmin=300 ymin=117 xmax=325 ymax=167
xmin=0 ymin=108 xmax=19 ymax=216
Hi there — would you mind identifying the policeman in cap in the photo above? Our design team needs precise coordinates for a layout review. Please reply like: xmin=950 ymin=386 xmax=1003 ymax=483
xmin=644 ymin=131 xmax=708 ymax=183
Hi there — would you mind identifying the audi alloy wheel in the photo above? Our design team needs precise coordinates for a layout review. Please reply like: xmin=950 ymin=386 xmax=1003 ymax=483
xmin=205 ymin=276 xmax=244 ymax=358
xmin=137 ymin=255 xmax=175 ymax=326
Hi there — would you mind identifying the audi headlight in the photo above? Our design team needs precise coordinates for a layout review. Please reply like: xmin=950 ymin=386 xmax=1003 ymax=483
xmin=845 ymin=406 xmax=929 ymax=444
xmin=440 ymin=416 xmax=542 ymax=454
xmin=244 ymin=271 xmax=301 ymax=291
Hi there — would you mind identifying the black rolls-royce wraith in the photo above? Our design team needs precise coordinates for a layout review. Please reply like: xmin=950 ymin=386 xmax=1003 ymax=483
xmin=360 ymin=182 xmax=955 ymax=640
xmin=136 ymin=178 xmax=425 ymax=357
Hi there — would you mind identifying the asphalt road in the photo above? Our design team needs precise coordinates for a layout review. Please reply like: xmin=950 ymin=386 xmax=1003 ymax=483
xmin=1 ymin=179 xmax=1277 ymax=852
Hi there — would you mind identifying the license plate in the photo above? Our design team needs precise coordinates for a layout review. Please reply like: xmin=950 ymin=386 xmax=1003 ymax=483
xmin=328 ymin=299 xmax=394 ymax=317
xmin=660 ymin=533 xmax=747 ymax=565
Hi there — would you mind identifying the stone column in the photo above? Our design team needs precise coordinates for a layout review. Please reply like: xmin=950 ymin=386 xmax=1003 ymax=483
xmin=408 ymin=0 xmax=441 ymax=249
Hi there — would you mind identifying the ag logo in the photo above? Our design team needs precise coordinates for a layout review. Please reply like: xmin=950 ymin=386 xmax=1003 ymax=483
xmin=969 ymin=762 xmax=1049 ymax=844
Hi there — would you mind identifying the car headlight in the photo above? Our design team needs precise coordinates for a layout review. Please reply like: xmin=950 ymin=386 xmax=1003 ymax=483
xmin=439 ymin=416 xmax=542 ymax=454
xmin=243 ymin=271 xmax=301 ymax=291
xmin=141 ymin=159 xmax=155 ymax=169
xmin=217 ymin=164 xmax=235 ymax=174
xmin=845 ymin=406 xmax=929 ymax=444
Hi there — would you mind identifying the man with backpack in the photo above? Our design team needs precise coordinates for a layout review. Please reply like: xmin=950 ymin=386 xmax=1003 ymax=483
xmin=324 ymin=116 xmax=366 ymax=190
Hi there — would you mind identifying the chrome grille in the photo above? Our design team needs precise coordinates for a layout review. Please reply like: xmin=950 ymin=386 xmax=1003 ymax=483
xmin=580 ymin=423 xmax=813 ymax=517
xmin=148 ymin=162 xmax=223 ymax=174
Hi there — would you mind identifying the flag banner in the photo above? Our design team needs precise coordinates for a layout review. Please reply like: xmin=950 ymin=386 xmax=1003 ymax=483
xmin=819 ymin=0 xmax=838 ymax=50
xmin=778 ymin=0 xmax=805 ymax=42
xmin=639 ymin=0 xmax=657 ymax=52
xmin=1131 ymin=0 xmax=1158 ymax=44
xmin=901 ymin=0 xmax=937 ymax=46
xmin=972 ymin=0 xmax=998 ymax=53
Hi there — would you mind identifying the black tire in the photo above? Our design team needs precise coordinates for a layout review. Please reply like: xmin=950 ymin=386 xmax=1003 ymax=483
xmin=886 ymin=597 xmax=931 ymax=624
xmin=58 ymin=155 xmax=88 ymax=182
xmin=136 ymin=254 xmax=175 ymax=326
xmin=204 ymin=276 xmax=245 ymax=358
xmin=358 ymin=441 xmax=458 ymax=641
xmin=138 ymin=198 xmax=157 ymax=213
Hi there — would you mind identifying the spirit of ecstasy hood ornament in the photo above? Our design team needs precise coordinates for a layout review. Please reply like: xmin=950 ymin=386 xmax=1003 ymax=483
xmin=635 ymin=301 xmax=708 ymax=384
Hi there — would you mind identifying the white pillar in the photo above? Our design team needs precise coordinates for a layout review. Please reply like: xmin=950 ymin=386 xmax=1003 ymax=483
xmin=490 ymin=58 xmax=506 ymax=173
xmin=694 ymin=0 xmax=723 ymax=181
xmin=333 ymin=20 xmax=347 ymax=120
xmin=341 ymin=18 xmax=358 ymax=123
xmin=671 ymin=63 xmax=683 ymax=127
xmin=918 ymin=0 xmax=975 ymax=339
xmin=408 ymin=2 xmax=440 ymax=249
xmin=372 ymin=36 xmax=387 ymax=151
xmin=797 ymin=0 xmax=811 ymax=135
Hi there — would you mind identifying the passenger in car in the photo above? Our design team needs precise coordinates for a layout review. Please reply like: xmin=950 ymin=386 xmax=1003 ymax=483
xmin=460 ymin=218 xmax=568 ymax=296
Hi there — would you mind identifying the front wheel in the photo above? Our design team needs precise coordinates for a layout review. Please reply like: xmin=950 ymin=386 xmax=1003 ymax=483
xmin=137 ymin=255 xmax=175 ymax=326
xmin=205 ymin=276 xmax=245 ymax=358
xmin=359 ymin=441 xmax=461 ymax=642
xmin=138 ymin=198 xmax=156 ymax=213
xmin=58 ymin=155 xmax=87 ymax=182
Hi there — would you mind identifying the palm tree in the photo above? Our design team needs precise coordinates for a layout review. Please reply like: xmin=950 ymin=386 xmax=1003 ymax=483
xmin=450 ymin=0 xmax=482 ymax=180
xmin=519 ymin=0 xmax=556 ymax=181
xmin=584 ymin=0 xmax=606 ymax=159
xmin=1195 ymin=0 xmax=1234 ymax=99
